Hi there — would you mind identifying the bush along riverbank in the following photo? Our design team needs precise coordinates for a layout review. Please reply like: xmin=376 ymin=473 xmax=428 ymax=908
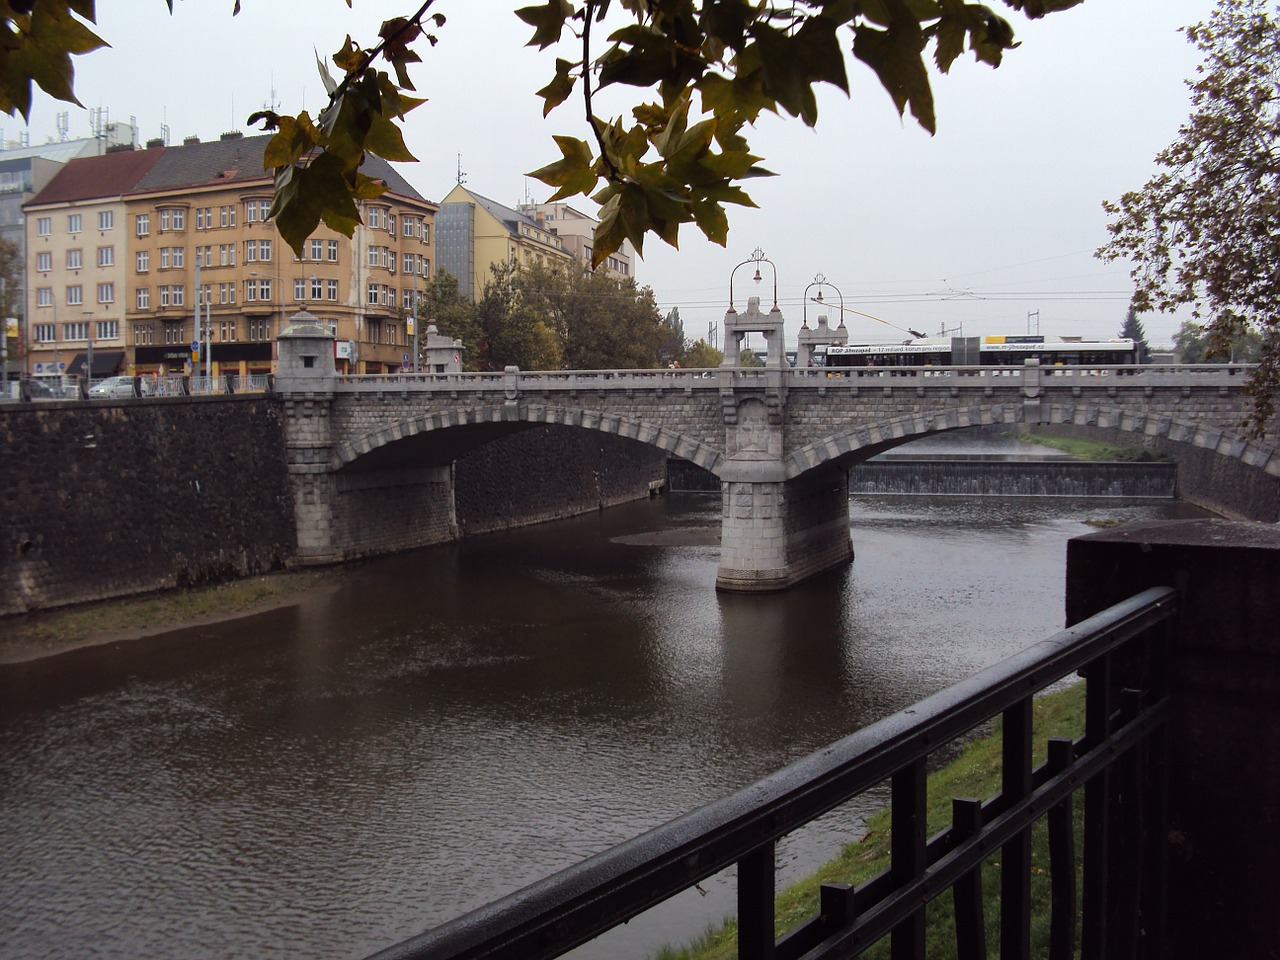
xmin=654 ymin=681 xmax=1087 ymax=960
xmin=1020 ymin=431 xmax=1174 ymax=463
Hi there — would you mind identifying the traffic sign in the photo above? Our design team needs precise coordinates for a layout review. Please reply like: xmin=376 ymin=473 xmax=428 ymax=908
xmin=190 ymin=340 xmax=201 ymax=354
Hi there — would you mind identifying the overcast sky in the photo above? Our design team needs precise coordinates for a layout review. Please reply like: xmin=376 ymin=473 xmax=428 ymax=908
xmin=13 ymin=0 xmax=1217 ymax=351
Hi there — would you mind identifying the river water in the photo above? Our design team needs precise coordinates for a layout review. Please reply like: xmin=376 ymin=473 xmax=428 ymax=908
xmin=0 ymin=454 xmax=1212 ymax=960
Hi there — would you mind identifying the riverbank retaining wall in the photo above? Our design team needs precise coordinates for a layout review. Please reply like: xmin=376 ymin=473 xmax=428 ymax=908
xmin=1 ymin=402 xmax=668 ymax=617
xmin=1 ymin=397 xmax=297 ymax=616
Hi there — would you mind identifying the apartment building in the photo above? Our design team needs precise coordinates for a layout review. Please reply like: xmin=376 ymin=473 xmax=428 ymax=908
xmin=515 ymin=201 xmax=635 ymax=283
xmin=24 ymin=132 xmax=437 ymax=378
xmin=24 ymin=146 xmax=165 ymax=381
xmin=436 ymin=184 xmax=574 ymax=303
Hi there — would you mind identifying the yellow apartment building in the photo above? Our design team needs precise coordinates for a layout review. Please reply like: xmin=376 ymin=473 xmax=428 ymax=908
xmin=435 ymin=184 xmax=574 ymax=302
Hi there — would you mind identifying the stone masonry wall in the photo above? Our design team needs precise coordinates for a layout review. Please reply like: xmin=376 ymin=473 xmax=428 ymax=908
xmin=455 ymin=424 xmax=668 ymax=536
xmin=1 ymin=397 xmax=296 ymax=616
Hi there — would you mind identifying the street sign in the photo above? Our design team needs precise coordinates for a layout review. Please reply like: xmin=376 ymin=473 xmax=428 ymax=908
xmin=190 ymin=340 xmax=201 ymax=354
xmin=403 ymin=353 xmax=410 ymax=362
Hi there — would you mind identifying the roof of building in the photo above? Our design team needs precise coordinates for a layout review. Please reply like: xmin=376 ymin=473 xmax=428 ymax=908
xmin=24 ymin=147 xmax=166 ymax=206
xmin=0 ymin=137 xmax=104 ymax=164
xmin=130 ymin=133 xmax=430 ymax=203
xmin=25 ymin=133 xmax=432 ymax=207
xmin=459 ymin=188 xmax=542 ymax=237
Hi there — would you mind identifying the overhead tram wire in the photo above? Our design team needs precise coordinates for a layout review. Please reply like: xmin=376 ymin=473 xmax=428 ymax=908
xmin=808 ymin=298 xmax=926 ymax=339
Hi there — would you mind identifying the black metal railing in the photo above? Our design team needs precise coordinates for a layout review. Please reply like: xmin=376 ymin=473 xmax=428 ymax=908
xmin=368 ymin=585 xmax=1178 ymax=960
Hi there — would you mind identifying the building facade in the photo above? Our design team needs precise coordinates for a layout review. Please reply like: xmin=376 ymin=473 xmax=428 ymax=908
xmin=515 ymin=201 xmax=635 ymax=283
xmin=24 ymin=132 xmax=437 ymax=380
xmin=436 ymin=185 xmax=574 ymax=303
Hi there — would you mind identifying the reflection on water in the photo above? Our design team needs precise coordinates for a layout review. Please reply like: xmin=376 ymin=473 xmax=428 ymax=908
xmin=0 ymin=493 xmax=1211 ymax=960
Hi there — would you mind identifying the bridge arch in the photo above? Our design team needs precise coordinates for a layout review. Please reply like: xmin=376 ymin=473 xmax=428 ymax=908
xmin=331 ymin=401 xmax=727 ymax=475
xmin=785 ymin=402 xmax=1280 ymax=521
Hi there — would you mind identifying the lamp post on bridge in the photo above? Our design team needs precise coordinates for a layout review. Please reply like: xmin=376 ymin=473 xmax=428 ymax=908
xmin=723 ymin=248 xmax=785 ymax=368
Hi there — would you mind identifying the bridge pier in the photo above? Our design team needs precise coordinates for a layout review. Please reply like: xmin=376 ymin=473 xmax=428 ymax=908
xmin=716 ymin=459 xmax=853 ymax=591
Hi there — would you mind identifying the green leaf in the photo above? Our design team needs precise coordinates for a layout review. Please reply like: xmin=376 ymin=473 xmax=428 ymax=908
xmin=535 ymin=58 xmax=577 ymax=116
xmin=528 ymin=136 xmax=599 ymax=200
xmin=516 ymin=0 xmax=574 ymax=49
xmin=853 ymin=11 xmax=936 ymax=133
xmin=365 ymin=110 xmax=418 ymax=163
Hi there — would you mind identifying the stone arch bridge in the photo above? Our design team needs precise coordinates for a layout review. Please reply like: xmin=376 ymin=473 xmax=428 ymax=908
xmin=278 ymin=335 xmax=1277 ymax=591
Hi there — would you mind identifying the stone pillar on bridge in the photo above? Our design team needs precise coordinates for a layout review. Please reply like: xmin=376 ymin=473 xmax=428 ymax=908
xmin=721 ymin=296 xmax=787 ymax=368
xmin=796 ymin=313 xmax=848 ymax=368
xmin=715 ymin=396 xmax=854 ymax=591
xmin=276 ymin=311 xmax=341 ymax=566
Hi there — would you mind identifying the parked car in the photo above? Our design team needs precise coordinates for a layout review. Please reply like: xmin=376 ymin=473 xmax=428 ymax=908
xmin=25 ymin=379 xmax=60 ymax=400
xmin=88 ymin=375 xmax=137 ymax=399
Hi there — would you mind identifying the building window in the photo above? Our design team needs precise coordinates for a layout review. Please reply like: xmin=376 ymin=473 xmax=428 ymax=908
xmin=220 ymin=205 xmax=236 ymax=227
xmin=37 ymin=216 xmax=51 ymax=236
xmin=64 ymin=321 xmax=88 ymax=341
xmin=248 ymin=317 xmax=270 ymax=340
xmin=403 ymin=216 xmax=414 ymax=237
xmin=97 ymin=246 xmax=114 ymax=267
xmin=33 ymin=323 xmax=55 ymax=342
xmin=422 ymin=258 xmax=430 ymax=277
xmin=294 ymin=278 xmax=306 ymax=301
xmin=96 ymin=320 xmax=119 ymax=340
xmin=135 ymin=214 xmax=150 ymax=237
xmin=367 ymin=281 xmax=380 ymax=305
xmin=309 ymin=239 xmax=323 ymax=261
xmin=136 ymin=250 xmax=149 ymax=272
xmin=403 ymin=252 xmax=414 ymax=274
xmin=311 ymin=277 xmax=324 ymax=300
xmin=134 ymin=322 xmax=153 ymax=345
xmin=219 ymin=282 xmax=236 ymax=304
xmin=164 ymin=322 xmax=184 ymax=344
xmin=97 ymin=283 xmax=114 ymax=304
xmin=219 ymin=244 xmax=235 ymax=266
xmin=158 ymin=207 xmax=186 ymax=231
xmin=327 ymin=279 xmax=338 ymax=301
xmin=36 ymin=287 xmax=52 ymax=307
xmin=66 ymin=285 xmax=83 ymax=306
xmin=327 ymin=240 xmax=339 ymax=262
xmin=136 ymin=287 xmax=150 ymax=309
xmin=67 ymin=213 xmax=81 ymax=234
xmin=98 ymin=210 xmax=114 ymax=231
xmin=244 ymin=199 xmax=271 ymax=222
xmin=421 ymin=223 xmax=430 ymax=244
xmin=66 ymin=249 xmax=82 ymax=270
xmin=195 ymin=207 xmax=212 ymax=230
xmin=36 ymin=252 xmax=51 ymax=272
xmin=219 ymin=320 xmax=238 ymax=342
xmin=198 ymin=283 xmax=212 ymax=306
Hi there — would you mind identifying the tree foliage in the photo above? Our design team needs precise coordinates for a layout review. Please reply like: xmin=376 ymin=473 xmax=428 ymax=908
xmin=683 ymin=338 xmax=723 ymax=367
xmin=1118 ymin=306 xmax=1151 ymax=362
xmin=1173 ymin=318 xmax=1265 ymax=364
xmin=469 ymin=259 xmax=667 ymax=370
xmin=2 ymin=0 xmax=1081 ymax=268
xmin=1099 ymin=0 xmax=1280 ymax=433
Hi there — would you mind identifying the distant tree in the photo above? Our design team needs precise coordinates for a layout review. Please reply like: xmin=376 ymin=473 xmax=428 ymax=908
xmin=739 ymin=348 xmax=764 ymax=368
xmin=658 ymin=307 xmax=684 ymax=365
xmin=683 ymin=339 xmax=722 ymax=368
xmin=1173 ymin=319 xmax=1264 ymax=364
xmin=1118 ymin=306 xmax=1152 ymax=362
xmin=475 ymin=262 xmax=564 ymax=371
xmin=1099 ymin=0 xmax=1280 ymax=433
xmin=416 ymin=271 xmax=482 ymax=369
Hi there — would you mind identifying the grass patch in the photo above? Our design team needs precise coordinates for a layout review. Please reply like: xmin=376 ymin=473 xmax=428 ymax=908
xmin=1020 ymin=432 xmax=1172 ymax=463
xmin=655 ymin=681 xmax=1087 ymax=960
xmin=0 ymin=568 xmax=337 ymax=651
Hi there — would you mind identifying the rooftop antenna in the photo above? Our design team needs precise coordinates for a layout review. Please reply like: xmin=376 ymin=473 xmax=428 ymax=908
xmin=56 ymin=111 xmax=69 ymax=141
xmin=160 ymin=122 xmax=170 ymax=146
xmin=456 ymin=154 xmax=466 ymax=185
xmin=1027 ymin=309 xmax=1040 ymax=335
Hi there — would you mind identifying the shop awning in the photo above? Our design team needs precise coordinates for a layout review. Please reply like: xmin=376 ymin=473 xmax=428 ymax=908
xmin=67 ymin=351 xmax=125 ymax=378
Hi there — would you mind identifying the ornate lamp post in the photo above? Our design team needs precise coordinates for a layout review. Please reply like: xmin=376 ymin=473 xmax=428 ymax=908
xmin=728 ymin=247 xmax=777 ymax=313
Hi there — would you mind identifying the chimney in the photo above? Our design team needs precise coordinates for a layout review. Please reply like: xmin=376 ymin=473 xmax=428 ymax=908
xmin=220 ymin=131 xmax=243 ymax=141
xmin=183 ymin=136 xmax=200 ymax=146
xmin=145 ymin=138 xmax=164 ymax=149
